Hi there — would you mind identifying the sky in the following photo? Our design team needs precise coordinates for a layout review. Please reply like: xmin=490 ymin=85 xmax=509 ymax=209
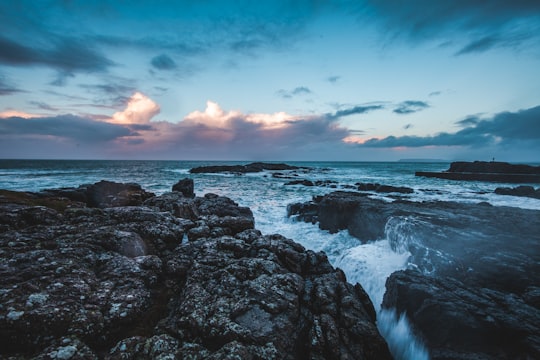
xmin=1 ymin=0 xmax=540 ymax=161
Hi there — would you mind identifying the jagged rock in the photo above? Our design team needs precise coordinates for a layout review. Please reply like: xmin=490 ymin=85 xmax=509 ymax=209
xmin=0 ymin=185 xmax=390 ymax=359
xmin=289 ymin=190 xmax=540 ymax=359
xmin=383 ymin=270 xmax=540 ymax=360
xmin=172 ymin=178 xmax=195 ymax=198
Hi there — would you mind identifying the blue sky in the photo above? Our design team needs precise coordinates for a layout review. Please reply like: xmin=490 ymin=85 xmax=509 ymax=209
xmin=1 ymin=0 xmax=539 ymax=161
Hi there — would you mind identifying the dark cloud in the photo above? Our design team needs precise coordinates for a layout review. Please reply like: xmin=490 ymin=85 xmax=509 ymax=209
xmin=50 ymin=72 xmax=75 ymax=87
xmin=0 ymin=75 xmax=23 ymax=95
xmin=361 ymin=0 xmax=540 ymax=54
xmin=0 ymin=36 xmax=114 ymax=73
xmin=0 ymin=114 xmax=135 ymax=143
xmin=79 ymin=82 xmax=137 ymax=108
xmin=327 ymin=76 xmax=341 ymax=84
xmin=429 ymin=91 xmax=442 ymax=97
xmin=151 ymin=54 xmax=177 ymax=70
xmin=393 ymin=100 xmax=429 ymax=115
xmin=28 ymin=101 xmax=58 ymax=112
xmin=277 ymin=86 xmax=313 ymax=99
xmin=359 ymin=105 xmax=540 ymax=148
xmin=330 ymin=104 xmax=385 ymax=119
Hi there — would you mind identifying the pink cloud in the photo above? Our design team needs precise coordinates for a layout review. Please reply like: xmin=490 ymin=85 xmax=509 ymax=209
xmin=110 ymin=92 xmax=160 ymax=125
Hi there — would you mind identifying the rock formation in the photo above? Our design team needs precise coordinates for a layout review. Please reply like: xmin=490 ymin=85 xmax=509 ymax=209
xmin=289 ymin=190 xmax=540 ymax=359
xmin=189 ymin=162 xmax=307 ymax=174
xmin=415 ymin=161 xmax=540 ymax=183
xmin=0 ymin=182 xmax=391 ymax=359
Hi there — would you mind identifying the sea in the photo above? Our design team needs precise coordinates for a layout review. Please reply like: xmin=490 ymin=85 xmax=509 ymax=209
xmin=1 ymin=159 xmax=539 ymax=360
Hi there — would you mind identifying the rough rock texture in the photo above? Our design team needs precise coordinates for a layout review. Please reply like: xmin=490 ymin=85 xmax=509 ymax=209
xmin=0 ymin=182 xmax=391 ymax=359
xmin=41 ymin=180 xmax=155 ymax=208
xmin=383 ymin=270 xmax=540 ymax=360
xmin=189 ymin=162 xmax=306 ymax=174
xmin=495 ymin=185 xmax=540 ymax=199
xmin=171 ymin=178 xmax=195 ymax=198
xmin=289 ymin=191 xmax=540 ymax=359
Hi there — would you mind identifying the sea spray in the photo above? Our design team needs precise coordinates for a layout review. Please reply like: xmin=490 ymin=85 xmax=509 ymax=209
xmin=378 ymin=309 xmax=430 ymax=360
xmin=332 ymin=238 xmax=430 ymax=360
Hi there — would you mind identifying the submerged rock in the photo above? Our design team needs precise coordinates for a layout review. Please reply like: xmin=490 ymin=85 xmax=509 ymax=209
xmin=0 ymin=182 xmax=390 ymax=359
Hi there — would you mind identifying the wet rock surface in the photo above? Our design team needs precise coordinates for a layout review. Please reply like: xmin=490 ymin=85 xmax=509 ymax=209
xmin=0 ymin=182 xmax=391 ymax=359
xmin=289 ymin=190 xmax=540 ymax=359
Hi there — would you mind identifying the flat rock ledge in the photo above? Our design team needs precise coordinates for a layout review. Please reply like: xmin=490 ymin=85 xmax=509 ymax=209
xmin=189 ymin=162 xmax=308 ymax=174
xmin=0 ymin=181 xmax=391 ymax=359
xmin=415 ymin=161 xmax=540 ymax=183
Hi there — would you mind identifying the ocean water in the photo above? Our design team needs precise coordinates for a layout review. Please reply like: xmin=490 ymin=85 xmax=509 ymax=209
xmin=1 ymin=159 xmax=539 ymax=359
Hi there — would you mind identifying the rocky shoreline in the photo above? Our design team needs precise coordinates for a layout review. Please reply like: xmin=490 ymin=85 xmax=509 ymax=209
xmin=288 ymin=191 xmax=540 ymax=359
xmin=0 ymin=180 xmax=391 ymax=359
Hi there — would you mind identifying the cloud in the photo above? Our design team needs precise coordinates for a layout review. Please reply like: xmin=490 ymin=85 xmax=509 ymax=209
xmin=0 ymin=114 xmax=135 ymax=143
xmin=393 ymin=100 xmax=429 ymax=115
xmin=327 ymin=76 xmax=341 ymax=84
xmin=128 ymin=100 xmax=352 ymax=159
xmin=151 ymin=54 xmax=177 ymax=70
xmin=277 ymin=86 xmax=313 ymax=99
xmin=358 ymin=105 xmax=540 ymax=148
xmin=330 ymin=104 xmax=385 ymax=119
xmin=28 ymin=101 xmax=59 ymax=112
xmin=0 ymin=74 xmax=22 ymax=95
xmin=361 ymin=0 xmax=540 ymax=55
xmin=0 ymin=36 xmax=114 ymax=73
xmin=110 ymin=92 xmax=160 ymax=125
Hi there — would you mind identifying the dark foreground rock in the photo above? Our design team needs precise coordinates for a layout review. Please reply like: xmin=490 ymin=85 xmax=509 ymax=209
xmin=289 ymin=191 xmax=540 ymax=359
xmin=172 ymin=178 xmax=195 ymax=198
xmin=40 ymin=180 xmax=155 ymax=208
xmin=190 ymin=162 xmax=306 ymax=174
xmin=383 ymin=270 xmax=540 ymax=360
xmin=0 ymin=183 xmax=391 ymax=359
xmin=416 ymin=161 xmax=540 ymax=183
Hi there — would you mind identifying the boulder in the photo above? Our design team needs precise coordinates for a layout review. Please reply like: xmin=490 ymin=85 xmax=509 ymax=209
xmin=172 ymin=178 xmax=195 ymax=198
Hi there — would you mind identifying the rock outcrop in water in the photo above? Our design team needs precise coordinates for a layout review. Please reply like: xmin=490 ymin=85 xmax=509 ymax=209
xmin=495 ymin=185 xmax=540 ymax=199
xmin=0 ymin=181 xmax=391 ymax=359
xmin=288 ymin=191 xmax=540 ymax=359
xmin=416 ymin=161 xmax=540 ymax=183
xmin=189 ymin=162 xmax=307 ymax=174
